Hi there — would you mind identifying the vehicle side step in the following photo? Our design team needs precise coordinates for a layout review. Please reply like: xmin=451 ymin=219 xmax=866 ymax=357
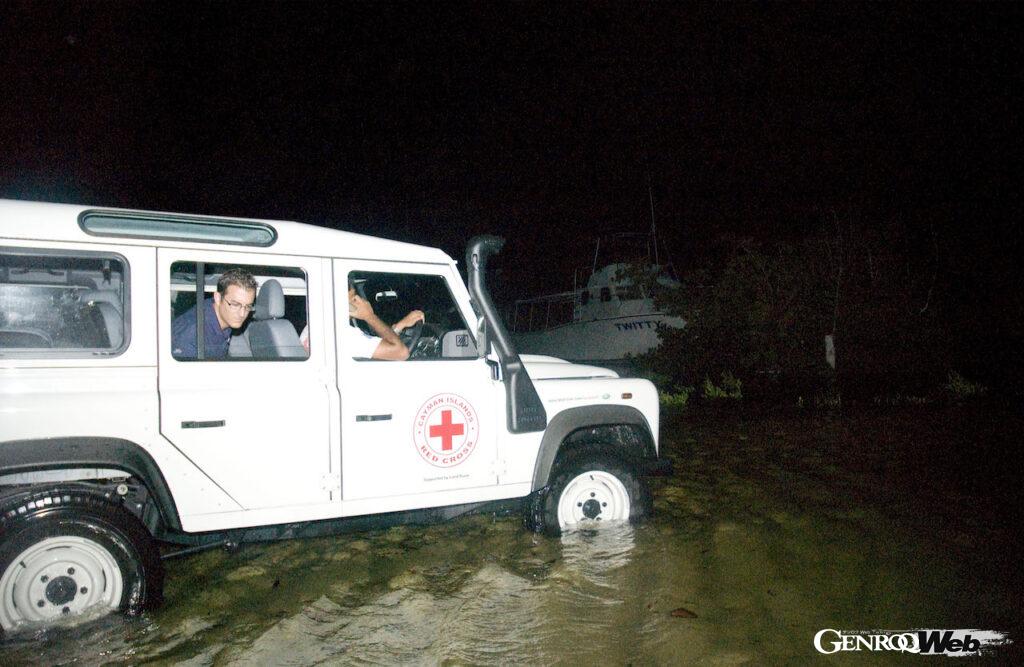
xmin=161 ymin=539 xmax=238 ymax=560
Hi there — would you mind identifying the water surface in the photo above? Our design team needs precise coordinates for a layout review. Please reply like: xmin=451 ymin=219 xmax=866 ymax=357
xmin=2 ymin=406 xmax=1018 ymax=664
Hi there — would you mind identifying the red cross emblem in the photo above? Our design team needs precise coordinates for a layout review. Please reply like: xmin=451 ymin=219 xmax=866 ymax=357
xmin=413 ymin=393 xmax=480 ymax=468
xmin=429 ymin=410 xmax=465 ymax=451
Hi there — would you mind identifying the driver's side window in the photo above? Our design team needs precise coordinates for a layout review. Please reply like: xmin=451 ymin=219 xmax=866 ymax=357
xmin=346 ymin=271 xmax=477 ymax=360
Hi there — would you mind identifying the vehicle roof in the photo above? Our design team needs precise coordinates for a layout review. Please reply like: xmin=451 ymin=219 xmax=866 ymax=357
xmin=0 ymin=199 xmax=453 ymax=265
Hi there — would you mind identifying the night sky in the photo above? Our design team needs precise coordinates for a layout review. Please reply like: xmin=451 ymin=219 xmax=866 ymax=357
xmin=2 ymin=3 xmax=1021 ymax=318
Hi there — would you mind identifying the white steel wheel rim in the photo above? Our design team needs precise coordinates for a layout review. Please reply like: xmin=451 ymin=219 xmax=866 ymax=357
xmin=557 ymin=470 xmax=631 ymax=527
xmin=0 ymin=535 xmax=124 ymax=630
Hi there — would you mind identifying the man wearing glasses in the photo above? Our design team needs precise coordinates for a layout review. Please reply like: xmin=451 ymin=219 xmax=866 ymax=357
xmin=171 ymin=268 xmax=258 ymax=359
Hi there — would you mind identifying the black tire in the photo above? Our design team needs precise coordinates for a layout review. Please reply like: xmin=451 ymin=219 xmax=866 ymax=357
xmin=0 ymin=487 xmax=164 ymax=634
xmin=529 ymin=453 xmax=650 ymax=536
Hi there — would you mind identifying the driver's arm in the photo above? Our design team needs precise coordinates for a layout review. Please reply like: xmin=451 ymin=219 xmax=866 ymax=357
xmin=374 ymin=309 xmax=424 ymax=360
xmin=349 ymin=293 xmax=410 ymax=360
xmin=368 ymin=318 xmax=408 ymax=360
xmin=393 ymin=309 xmax=425 ymax=334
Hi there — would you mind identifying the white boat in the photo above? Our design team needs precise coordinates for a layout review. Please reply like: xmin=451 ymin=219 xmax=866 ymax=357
xmin=510 ymin=232 xmax=684 ymax=372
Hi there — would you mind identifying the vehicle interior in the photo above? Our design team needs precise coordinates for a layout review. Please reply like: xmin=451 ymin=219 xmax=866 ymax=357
xmin=170 ymin=261 xmax=308 ymax=360
xmin=348 ymin=270 xmax=477 ymax=360
xmin=0 ymin=252 xmax=127 ymax=354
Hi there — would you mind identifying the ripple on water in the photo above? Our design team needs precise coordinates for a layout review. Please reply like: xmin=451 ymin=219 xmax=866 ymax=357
xmin=215 ymin=565 xmax=549 ymax=665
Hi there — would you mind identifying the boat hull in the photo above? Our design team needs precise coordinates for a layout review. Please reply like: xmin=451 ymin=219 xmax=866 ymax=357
xmin=512 ymin=313 xmax=684 ymax=366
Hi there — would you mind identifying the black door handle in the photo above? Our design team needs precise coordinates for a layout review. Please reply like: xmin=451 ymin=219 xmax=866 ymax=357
xmin=356 ymin=414 xmax=392 ymax=422
xmin=182 ymin=420 xmax=226 ymax=429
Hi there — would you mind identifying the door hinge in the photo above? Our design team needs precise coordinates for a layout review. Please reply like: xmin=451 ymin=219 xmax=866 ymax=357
xmin=321 ymin=472 xmax=341 ymax=493
xmin=490 ymin=458 xmax=507 ymax=480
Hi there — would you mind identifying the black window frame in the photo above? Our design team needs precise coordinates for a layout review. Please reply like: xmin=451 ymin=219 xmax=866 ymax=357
xmin=169 ymin=260 xmax=309 ymax=362
xmin=346 ymin=269 xmax=478 ymax=362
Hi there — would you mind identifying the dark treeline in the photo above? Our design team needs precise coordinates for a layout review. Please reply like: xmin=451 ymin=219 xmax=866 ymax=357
xmin=637 ymin=208 xmax=1020 ymax=403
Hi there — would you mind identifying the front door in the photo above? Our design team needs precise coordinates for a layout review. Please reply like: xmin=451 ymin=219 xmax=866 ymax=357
xmin=333 ymin=260 xmax=504 ymax=505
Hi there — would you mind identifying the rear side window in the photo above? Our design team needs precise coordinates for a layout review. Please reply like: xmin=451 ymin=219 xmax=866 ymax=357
xmin=0 ymin=249 xmax=128 ymax=357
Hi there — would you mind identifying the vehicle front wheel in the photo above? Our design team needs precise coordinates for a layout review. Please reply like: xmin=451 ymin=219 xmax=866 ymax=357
xmin=0 ymin=488 xmax=164 ymax=634
xmin=531 ymin=454 xmax=650 ymax=536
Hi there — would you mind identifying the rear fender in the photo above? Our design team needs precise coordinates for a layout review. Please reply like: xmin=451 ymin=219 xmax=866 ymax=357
xmin=0 ymin=437 xmax=181 ymax=533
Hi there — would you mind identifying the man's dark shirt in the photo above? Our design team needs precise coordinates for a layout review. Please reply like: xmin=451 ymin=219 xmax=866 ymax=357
xmin=171 ymin=298 xmax=232 ymax=358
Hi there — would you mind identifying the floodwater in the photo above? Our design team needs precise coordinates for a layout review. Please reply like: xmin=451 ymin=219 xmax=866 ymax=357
xmin=2 ymin=405 xmax=1020 ymax=664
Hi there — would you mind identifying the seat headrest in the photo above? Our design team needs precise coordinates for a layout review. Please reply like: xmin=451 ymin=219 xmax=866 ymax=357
xmin=80 ymin=290 xmax=121 ymax=311
xmin=254 ymin=279 xmax=285 ymax=320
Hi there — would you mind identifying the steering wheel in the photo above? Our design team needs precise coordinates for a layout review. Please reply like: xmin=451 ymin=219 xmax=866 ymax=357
xmin=399 ymin=320 xmax=424 ymax=357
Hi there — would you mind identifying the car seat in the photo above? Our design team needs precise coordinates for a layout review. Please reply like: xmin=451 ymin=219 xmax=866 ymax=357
xmin=247 ymin=279 xmax=305 ymax=359
xmin=81 ymin=289 xmax=123 ymax=348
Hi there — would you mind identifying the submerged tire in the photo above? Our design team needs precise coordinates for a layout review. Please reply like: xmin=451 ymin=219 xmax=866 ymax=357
xmin=0 ymin=488 xmax=164 ymax=634
xmin=532 ymin=454 xmax=650 ymax=536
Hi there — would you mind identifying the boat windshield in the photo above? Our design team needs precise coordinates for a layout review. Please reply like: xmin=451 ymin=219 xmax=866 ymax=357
xmin=591 ymin=233 xmax=654 ymax=273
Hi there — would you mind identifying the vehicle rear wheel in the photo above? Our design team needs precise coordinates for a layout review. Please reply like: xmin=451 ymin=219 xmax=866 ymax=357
xmin=531 ymin=454 xmax=650 ymax=536
xmin=0 ymin=488 xmax=164 ymax=634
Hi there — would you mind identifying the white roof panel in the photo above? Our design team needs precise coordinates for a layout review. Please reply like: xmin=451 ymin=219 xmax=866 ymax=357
xmin=0 ymin=199 xmax=453 ymax=265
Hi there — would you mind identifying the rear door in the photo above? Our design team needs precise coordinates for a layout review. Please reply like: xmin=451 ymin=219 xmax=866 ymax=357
xmin=157 ymin=249 xmax=336 ymax=511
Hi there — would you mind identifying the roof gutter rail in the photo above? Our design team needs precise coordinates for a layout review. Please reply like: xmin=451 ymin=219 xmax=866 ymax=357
xmin=466 ymin=235 xmax=547 ymax=433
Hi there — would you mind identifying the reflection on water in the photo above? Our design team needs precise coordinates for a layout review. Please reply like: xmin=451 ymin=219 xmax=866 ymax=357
xmin=557 ymin=524 xmax=636 ymax=584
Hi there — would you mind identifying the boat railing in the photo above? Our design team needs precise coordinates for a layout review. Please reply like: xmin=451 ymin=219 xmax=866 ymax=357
xmin=510 ymin=289 xmax=582 ymax=333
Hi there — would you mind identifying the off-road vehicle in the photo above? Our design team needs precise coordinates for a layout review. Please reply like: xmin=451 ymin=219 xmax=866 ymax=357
xmin=0 ymin=199 xmax=664 ymax=632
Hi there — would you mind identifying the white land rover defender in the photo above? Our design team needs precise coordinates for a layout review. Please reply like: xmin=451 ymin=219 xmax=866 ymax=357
xmin=0 ymin=199 xmax=665 ymax=632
